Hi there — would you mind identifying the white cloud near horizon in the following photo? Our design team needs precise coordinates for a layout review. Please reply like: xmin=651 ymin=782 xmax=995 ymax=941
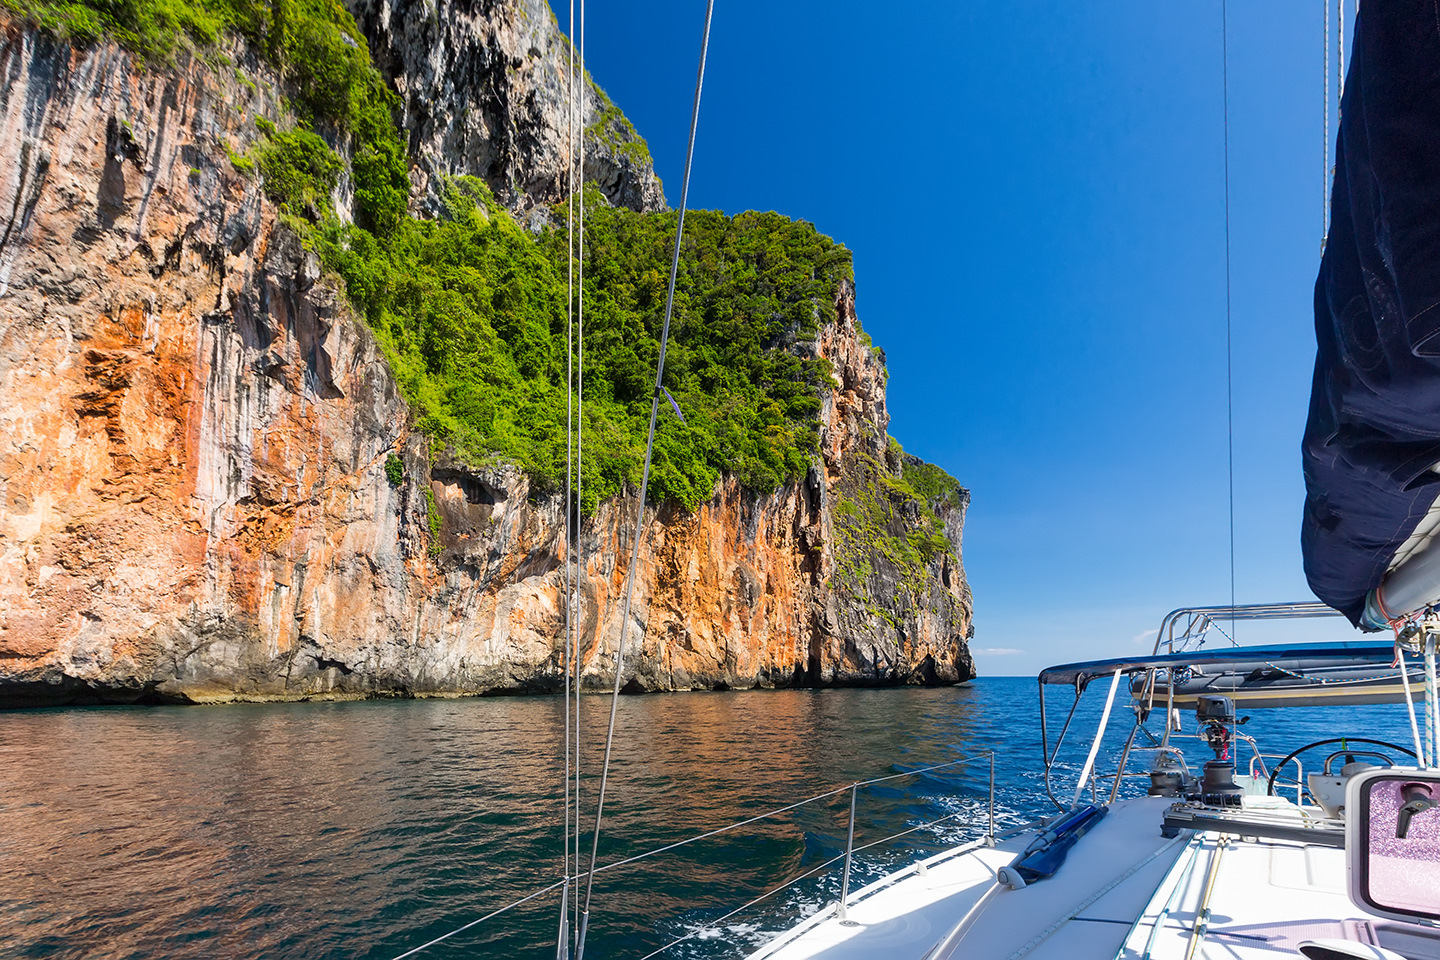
xmin=972 ymin=647 xmax=1025 ymax=656
xmin=1131 ymin=628 xmax=1159 ymax=647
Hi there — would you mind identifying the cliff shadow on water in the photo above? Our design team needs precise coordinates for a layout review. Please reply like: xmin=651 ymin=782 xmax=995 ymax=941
xmin=0 ymin=0 xmax=973 ymax=707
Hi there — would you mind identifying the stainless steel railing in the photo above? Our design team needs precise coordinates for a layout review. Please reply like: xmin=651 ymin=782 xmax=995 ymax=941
xmin=1150 ymin=602 xmax=1343 ymax=656
xmin=637 ymin=751 xmax=998 ymax=958
xmin=388 ymin=751 xmax=999 ymax=960
xmin=832 ymin=753 xmax=996 ymax=921
xmin=1250 ymin=752 xmax=1305 ymax=804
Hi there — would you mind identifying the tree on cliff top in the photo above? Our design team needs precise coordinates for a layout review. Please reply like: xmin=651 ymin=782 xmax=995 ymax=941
xmin=317 ymin=181 xmax=854 ymax=511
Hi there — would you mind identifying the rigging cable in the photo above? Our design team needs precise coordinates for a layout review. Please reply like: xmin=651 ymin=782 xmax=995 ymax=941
xmin=1396 ymin=634 xmax=1428 ymax=768
xmin=1323 ymin=0 xmax=1330 ymax=246
xmin=1221 ymin=0 xmax=1235 ymax=640
xmin=574 ymin=3 xmax=716 ymax=958
xmin=555 ymin=1 xmax=578 ymax=956
xmin=571 ymin=0 xmax=587 ymax=950
xmin=1339 ymin=0 xmax=1345 ymax=96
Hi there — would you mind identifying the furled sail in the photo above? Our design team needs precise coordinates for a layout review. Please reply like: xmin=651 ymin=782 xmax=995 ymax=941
xmin=1302 ymin=0 xmax=1440 ymax=626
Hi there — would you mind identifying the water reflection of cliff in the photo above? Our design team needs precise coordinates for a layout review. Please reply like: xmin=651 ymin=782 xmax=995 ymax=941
xmin=0 ymin=686 xmax=1009 ymax=960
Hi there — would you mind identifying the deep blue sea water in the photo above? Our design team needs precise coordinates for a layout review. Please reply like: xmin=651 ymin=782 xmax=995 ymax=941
xmin=0 ymin=678 xmax=1421 ymax=960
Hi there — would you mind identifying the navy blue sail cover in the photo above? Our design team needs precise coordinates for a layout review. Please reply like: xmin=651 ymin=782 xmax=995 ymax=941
xmin=1303 ymin=0 xmax=1440 ymax=625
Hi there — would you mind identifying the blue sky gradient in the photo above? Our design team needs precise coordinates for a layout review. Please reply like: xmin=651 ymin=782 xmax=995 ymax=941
xmin=568 ymin=1 xmax=1358 ymax=675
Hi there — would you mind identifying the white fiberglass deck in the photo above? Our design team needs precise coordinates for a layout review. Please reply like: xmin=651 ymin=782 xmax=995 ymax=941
xmin=1122 ymin=821 xmax=1440 ymax=960
xmin=749 ymin=794 xmax=1440 ymax=960
xmin=752 ymin=796 xmax=1186 ymax=960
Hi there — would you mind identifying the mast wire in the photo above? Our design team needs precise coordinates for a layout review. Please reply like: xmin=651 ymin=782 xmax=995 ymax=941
xmin=574 ymin=3 xmax=716 ymax=957
xmin=1222 ymin=0 xmax=1235 ymax=638
xmin=1323 ymin=0 xmax=1330 ymax=247
xmin=1339 ymin=1 xmax=1345 ymax=97
xmin=556 ymin=0 xmax=578 ymax=955
xmin=564 ymin=0 xmax=581 ymax=944
xmin=558 ymin=1 xmax=586 ymax=955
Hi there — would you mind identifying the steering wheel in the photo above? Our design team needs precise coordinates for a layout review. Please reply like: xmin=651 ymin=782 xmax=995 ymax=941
xmin=1265 ymin=737 xmax=1416 ymax=797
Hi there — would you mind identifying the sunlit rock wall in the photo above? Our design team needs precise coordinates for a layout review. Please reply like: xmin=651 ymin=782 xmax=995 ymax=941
xmin=0 ymin=18 xmax=971 ymax=706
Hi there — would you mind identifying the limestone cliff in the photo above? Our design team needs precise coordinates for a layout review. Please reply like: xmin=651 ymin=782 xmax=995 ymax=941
xmin=344 ymin=0 xmax=666 ymax=216
xmin=0 ymin=12 xmax=972 ymax=706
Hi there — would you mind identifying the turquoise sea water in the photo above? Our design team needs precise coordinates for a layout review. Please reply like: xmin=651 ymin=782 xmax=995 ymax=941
xmin=0 ymin=678 xmax=1421 ymax=959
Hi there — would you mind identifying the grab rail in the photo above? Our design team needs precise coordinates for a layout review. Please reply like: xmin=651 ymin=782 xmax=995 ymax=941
xmin=1150 ymin=602 xmax=1343 ymax=656
xmin=1251 ymin=752 xmax=1304 ymax=804
xmin=388 ymin=751 xmax=998 ymax=960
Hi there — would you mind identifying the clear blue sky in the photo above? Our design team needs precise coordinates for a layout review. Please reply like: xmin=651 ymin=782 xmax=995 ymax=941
xmin=570 ymin=1 xmax=1359 ymax=676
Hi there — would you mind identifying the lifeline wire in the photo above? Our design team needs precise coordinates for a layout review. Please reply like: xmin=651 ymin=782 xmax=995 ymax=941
xmin=390 ymin=753 xmax=992 ymax=959
xmin=574 ymin=3 xmax=717 ymax=958
xmin=390 ymin=879 xmax=569 ymax=960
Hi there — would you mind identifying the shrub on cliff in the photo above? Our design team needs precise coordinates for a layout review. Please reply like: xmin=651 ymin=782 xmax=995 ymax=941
xmin=315 ymin=182 xmax=851 ymax=511
xmin=256 ymin=127 xmax=343 ymax=216
xmin=3 ymin=0 xmax=408 ymax=236
xmin=833 ymin=440 xmax=964 ymax=608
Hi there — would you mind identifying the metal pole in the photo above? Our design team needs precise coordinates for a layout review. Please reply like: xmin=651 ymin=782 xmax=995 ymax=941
xmin=556 ymin=886 xmax=569 ymax=960
xmin=1049 ymin=690 xmax=1083 ymax=766
xmin=1038 ymin=680 xmax=1049 ymax=772
xmin=1110 ymin=718 xmax=1142 ymax=804
xmin=1162 ymin=663 xmax=1176 ymax=750
xmin=1399 ymin=643 xmax=1427 ymax=769
xmin=1422 ymin=630 xmax=1435 ymax=768
xmin=838 ymin=783 xmax=858 ymax=921
xmin=1043 ymin=686 xmax=1084 ymax=811
xmin=987 ymin=751 xmax=996 ymax=846
xmin=1072 ymin=667 xmax=1123 ymax=809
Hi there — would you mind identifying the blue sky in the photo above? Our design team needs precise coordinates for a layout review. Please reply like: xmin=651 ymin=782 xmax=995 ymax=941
xmin=570 ymin=1 xmax=1359 ymax=675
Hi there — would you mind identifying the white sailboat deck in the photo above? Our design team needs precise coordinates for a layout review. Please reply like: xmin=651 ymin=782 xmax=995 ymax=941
xmin=1124 ymin=828 xmax=1440 ymax=959
xmin=750 ymin=794 xmax=1440 ymax=960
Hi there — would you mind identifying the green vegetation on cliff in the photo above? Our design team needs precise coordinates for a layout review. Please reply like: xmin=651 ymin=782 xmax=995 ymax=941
xmin=6 ymin=0 xmax=856 ymax=511
xmin=317 ymin=181 xmax=851 ymax=510
xmin=833 ymin=438 xmax=964 ymax=610
xmin=4 ymin=0 xmax=409 ymax=235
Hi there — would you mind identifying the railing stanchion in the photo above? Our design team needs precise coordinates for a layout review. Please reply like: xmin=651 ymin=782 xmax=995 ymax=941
xmin=988 ymin=751 xmax=996 ymax=846
xmin=838 ymin=783 xmax=858 ymax=921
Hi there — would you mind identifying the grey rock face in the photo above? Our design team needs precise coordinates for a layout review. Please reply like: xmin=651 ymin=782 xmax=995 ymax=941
xmin=345 ymin=0 xmax=667 ymax=215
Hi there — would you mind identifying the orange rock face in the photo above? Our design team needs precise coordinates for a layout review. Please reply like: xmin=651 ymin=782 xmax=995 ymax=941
xmin=0 ymin=25 xmax=972 ymax=706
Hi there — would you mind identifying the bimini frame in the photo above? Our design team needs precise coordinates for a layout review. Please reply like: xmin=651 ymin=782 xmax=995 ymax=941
xmin=1036 ymin=602 xmax=1395 ymax=811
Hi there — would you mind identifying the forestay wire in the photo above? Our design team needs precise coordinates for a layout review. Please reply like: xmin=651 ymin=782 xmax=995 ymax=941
xmin=574 ymin=3 xmax=717 ymax=958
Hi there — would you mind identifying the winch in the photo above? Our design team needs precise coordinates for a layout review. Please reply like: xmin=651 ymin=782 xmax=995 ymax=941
xmin=1196 ymin=695 xmax=1245 ymax=806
